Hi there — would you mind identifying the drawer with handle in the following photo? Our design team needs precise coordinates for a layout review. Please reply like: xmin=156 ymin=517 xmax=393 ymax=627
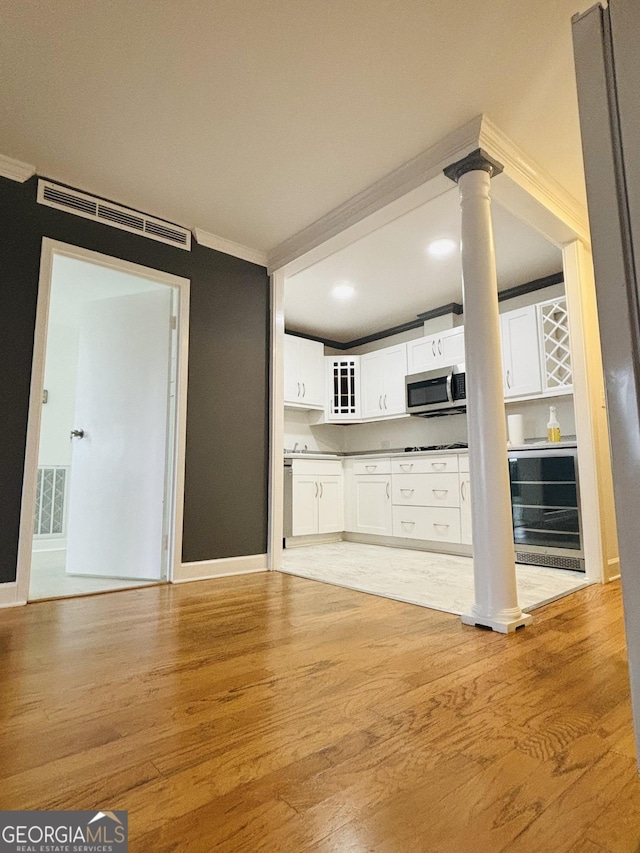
xmin=391 ymin=455 xmax=459 ymax=475
xmin=391 ymin=472 xmax=460 ymax=507
xmin=352 ymin=458 xmax=392 ymax=475
xmin=392 ymin=506 xmax=461 ymax=542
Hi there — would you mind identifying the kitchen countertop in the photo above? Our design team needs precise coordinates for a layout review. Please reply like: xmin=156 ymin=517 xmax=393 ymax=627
xmin=284 ymin=440 xmax=578 ymax=461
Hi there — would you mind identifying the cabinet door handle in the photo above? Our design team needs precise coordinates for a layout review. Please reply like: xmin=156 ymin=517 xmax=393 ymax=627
xmin=319 ymin=482 xmax=323 ymax=498
xmin=383 ymin=394 xmax=387 ymax=409
xmin=386 ymin=482 xmax=390 ymax=499
xmin=379 ymin=395 xmax=383 ymax=410
xmin=434 ymin=523 xmax=450 ymax=533
xmin=432 ymin=489 xmax=449 ymax=499
xmin=400 ymin=463 xmax=413 ymax=472
xmin=401 ymin=520 xmax=415 ymax=528
xmin=315 ymin=482 xmax=318 ymax=497
xmin=432 ymin=340 xmax=436 ymax=356
xmin=438 ymin=339 xmax=442 ymax=355
xmin=461 ymin=480 xmax=467 ymax=500
xmin=365 ymin=464 xmax=377 ymax=472
xmin=506 ymin=369 xmax=511 ymax=389
xmin=431 ymin=461 xmax=446 ymax=470
xmin=401 ymin=488 xmax=414 ymax=496
xmin=302 ymin=382 xmax=306 ymax=398
xmin=297 ymin=382 xmax=301 ymax=397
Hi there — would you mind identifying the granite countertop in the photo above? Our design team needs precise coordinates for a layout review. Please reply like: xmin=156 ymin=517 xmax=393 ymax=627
xmin=285 ymin=440 xmax=578 ymax=461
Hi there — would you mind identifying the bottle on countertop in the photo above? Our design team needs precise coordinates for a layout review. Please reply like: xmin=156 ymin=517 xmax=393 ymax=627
xmin=547 ymin=405 xmax=561 ymax=443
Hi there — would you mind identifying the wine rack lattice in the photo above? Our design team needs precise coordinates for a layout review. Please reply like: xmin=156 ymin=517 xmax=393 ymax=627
xmin=539 ymin=298 xmax=572 ymax=391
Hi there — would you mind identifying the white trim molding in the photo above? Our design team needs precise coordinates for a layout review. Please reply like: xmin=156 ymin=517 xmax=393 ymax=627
xmin=0 ymin=153 xmax=36 ymax=183
xmin=0 ymin=583 xmax=26 ymax=608
xmin=175 ymin=553 xmax=268 ymax=582
xmin=193 ymin=228 xmax=268 ymax=268
xmin=268 ymin=116 xmax=483 ymax=273
xmin=478 ymin=116 xmax=590 ymax=244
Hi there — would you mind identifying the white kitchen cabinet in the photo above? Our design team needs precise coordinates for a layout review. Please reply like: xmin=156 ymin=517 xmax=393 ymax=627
xmin=291 ymin=459 xmax=344 ymax=536
xmin=537 ymin=296 xmax=573 ymax=394
xmin=390 ymin=453 xmax=462 ymax=544
xmin=360 ymin=343 xmax=408 ymax=419
xmin=500 ymin=306 xmax=542 ymax=398
xmin=406 ymin=327 xmax=465 ymax=374
xmin=344 ymin=458 xmax=392 ymax=535
xmin=326 ymin=355 xmax=361 ymax=421
xmin=459 ymin=454 xmax=472 ymax=545
xmin=284 ymin=334 xmax=325 ymax=409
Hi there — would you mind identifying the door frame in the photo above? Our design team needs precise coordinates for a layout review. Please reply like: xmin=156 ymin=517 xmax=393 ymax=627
xmin=16 ymin=238 xmax=190 ymax=602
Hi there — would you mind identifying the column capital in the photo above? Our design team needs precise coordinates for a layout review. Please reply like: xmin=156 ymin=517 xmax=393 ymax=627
xmin=443 ymin=148 xmax=504 ymax=184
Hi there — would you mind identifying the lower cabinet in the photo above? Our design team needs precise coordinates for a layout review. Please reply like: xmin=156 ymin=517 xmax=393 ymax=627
xmin=292 ymin=459 xmax=344 ymax=536
xmin=390 ymin=455 xmax=465 ymax=545
xmin=459 ymin=455 xmax=472 ymax=545
xmin=344 ymin=458 xmax=392 ymax=535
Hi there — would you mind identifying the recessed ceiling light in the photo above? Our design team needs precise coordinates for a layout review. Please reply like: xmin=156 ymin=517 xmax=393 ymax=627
xmin=427 ymin=238 xmax=457 ymax=258
xmin=332 ymin=282 xmax=355 ymax=300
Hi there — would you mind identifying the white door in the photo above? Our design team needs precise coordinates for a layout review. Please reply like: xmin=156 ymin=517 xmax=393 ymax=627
xmin=292 ymin=475 xmax=318 ymax=535
xmin=382 ymin=345 xmax=408 ymax=415
xmin=360 ymin=350 xmax=386 ymax=418
xmin=501 ymin=306 xmax=542 ymax=398
xmin=353 ymin=476 xmax=392 ymax=535
xmin=298 ymin=338 xmax=325 ymax=407
xmin=65 ymin=289 xmax=173 ymax=579
xmin=317 ymin=476 xmax=344 ymax=533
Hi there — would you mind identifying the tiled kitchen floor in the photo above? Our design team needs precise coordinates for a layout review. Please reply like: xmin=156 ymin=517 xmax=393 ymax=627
xmin=280 ymin=540 xmax=590 ymax=615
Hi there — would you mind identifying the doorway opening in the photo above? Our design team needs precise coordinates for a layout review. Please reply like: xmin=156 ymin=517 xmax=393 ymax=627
xmin=24 ymin=242 xmax=188 ymax=600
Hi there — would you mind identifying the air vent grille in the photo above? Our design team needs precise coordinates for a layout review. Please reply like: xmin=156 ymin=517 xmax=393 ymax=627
xmin=516 ymin=551 xmax=585 ymax=572
xmin=37 ymin=180 xmax=191 ymax=250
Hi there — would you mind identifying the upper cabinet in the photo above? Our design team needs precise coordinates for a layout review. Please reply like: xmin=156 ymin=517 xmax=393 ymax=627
xmin=326 ymin=355 xmax=361 ymax=421
xmin=360 ymin=344 xmax=408 ymax=419
xmin=284 ymin=334 xmax=325 ymax=409
xmin=500 ymin=305 xmax=543 ymax=398
xmin=538 ymin=297 xmax=573 ymax=395
xmin=407 ymin=327 xmax=465 ymax=374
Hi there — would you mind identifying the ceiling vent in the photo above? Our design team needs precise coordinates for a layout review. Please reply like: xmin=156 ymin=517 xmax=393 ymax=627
xmin=37 ymin=180 xmax=191 ymax=250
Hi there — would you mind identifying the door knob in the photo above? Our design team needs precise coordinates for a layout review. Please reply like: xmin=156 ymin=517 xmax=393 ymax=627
xmin=70 ymin=429 xmax=85 ymax=441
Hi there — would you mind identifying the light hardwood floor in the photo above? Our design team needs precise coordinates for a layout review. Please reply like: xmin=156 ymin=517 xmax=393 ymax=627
xmin=1 ymin=573 xmax=638 ymax=852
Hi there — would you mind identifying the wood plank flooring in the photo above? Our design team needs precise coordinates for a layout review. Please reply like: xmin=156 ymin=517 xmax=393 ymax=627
xmin=0 ymin=573 xmax=638 ymax=852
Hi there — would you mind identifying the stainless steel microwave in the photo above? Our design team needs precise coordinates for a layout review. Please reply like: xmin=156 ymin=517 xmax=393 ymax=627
xmin=405 ymin=366 xmax=466 ymax=417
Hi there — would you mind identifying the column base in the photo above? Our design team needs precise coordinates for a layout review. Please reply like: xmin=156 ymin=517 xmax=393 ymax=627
xmin=461 ymin=610 xmax=533 ymax=634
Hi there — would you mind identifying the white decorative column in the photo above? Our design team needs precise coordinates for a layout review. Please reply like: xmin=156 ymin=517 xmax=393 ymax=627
xmin=444 ymin=149 xmax=532 ymax=633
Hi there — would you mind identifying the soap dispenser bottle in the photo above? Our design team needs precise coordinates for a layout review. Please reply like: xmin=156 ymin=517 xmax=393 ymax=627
xmin=547 ymin=405 xmax=561 ymax=443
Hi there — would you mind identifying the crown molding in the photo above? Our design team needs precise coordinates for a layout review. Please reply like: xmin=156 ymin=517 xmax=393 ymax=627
xmin=478 ymin=115 xmax=590 ymax=243
xmin=0 ymin=153 xmax=36 ymax=183
xmin=193 ymin=228 xmax=267 ymax=268
xmin=268 ymin=115 xmax=483 ymax=273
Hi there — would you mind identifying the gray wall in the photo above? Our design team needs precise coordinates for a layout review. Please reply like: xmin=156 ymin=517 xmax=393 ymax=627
xmin=0 ymin=175 xmax=270 ymax=583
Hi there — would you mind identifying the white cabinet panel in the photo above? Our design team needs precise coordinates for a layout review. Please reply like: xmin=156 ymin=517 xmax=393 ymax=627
xmin=392 ymin=473 xmax=460 ymax=508
xmin=459 ymin=472 xmax=472 ymax=545
xmin=391 ymin=455 xmax=459 ymax=475
xmin=284 ymin=334 xmax=325 ymax=409
xmin=291 ymin=459 xmax=344 ymax=536
xmin=352 ymin=476 xmax=392 ymax=535
xmin=392 ymin=506 xmax=461 ymax=542
xmin=318 ymin=476 xmax=344 ymax=533
xmin=292 ymin=475 xmax=319 ymax=536
xmin=360 ymin=344 xmax=407 ymax=419
xmin=500 ymin=306 xmax=542 ymax=398
xmin=407 ymin=327 xmax=465 ymax=374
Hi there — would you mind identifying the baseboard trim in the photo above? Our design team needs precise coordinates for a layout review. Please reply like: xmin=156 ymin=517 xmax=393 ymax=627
xmin=343 ymin=531 xmax=473 ymax=557
xmin=174 ymin=553 xmax=268 ymax=582
xmin=0 ymin=583 xmax=27 ymax=608
xmin=607 ymin=557 xmax=621 ymax=582
xmin=285 ymin=533 xmax=343 ymax=549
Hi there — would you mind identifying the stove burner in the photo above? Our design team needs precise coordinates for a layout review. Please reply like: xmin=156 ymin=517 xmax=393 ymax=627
xmin=404 ymin=443 xmax=468 ymax=452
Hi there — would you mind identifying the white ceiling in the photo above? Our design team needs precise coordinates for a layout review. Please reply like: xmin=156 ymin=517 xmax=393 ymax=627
xmin=285 ymin=189 xmax=563 ymax=341
xmin=0 ymin=0 xmax=590 ymax=255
